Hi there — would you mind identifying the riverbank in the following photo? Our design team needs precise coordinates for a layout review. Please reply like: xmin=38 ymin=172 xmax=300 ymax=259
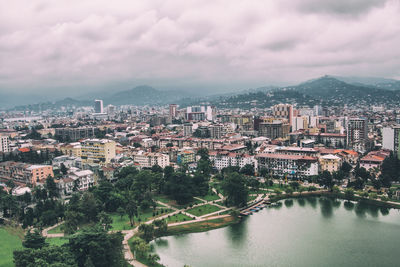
xmin=159 ymin=215 xmax=239 ymax=237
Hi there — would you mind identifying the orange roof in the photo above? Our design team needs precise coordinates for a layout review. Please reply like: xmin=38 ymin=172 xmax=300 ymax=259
xmin=18 ymin=148 xmax=30 ymax=153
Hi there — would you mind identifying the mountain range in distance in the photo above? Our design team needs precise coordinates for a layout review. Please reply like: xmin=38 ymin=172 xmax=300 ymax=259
xmin=6 ymin=75 xmax=400 ymax=111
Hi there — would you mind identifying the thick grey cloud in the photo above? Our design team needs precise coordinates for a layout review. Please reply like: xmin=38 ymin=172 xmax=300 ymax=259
xmin=0 ymin=0 xmax=399 ymax=96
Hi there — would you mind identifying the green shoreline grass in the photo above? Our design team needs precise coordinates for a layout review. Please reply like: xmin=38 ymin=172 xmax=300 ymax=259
xmin=161 ymin=216 xmax=238 ymax=236
xmin=0 ymin=226 xmax=24 ymax=267
xmin=185 ymin=204 xmax=222 ymax=217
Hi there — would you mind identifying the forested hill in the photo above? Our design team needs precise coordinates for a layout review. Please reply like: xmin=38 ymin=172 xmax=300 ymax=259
xmin=200 ymin=76 xmax=400 ymax=108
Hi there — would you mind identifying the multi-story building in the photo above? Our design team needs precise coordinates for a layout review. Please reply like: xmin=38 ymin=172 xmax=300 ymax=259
xmin=56 ymin=170 xmax=95 ymax=195
xmin=94 ymin=99 xmax=104 ymax=113
xmin=55 ymin=127 xmax=97 ymax=142
xmin=169 ymin=104 xmax=178 ymax=118
xmin=60 ymin=142 xmax=82 ymax=157
xmin=183 ymin=123 xmax=193 ymax=136
xmin=0 ymin=161 xmax=54 ymax=185
xmin=255 ymin=153 xmax=318 ymax=178
xmin=382 ymin=125 xmax=400 ymax=157
xmin=209 ymin=151 xmax=254 ymax=171
xmin=259 ymin=120 xmax=290 ymax=139
xmin=132 ymin=151 xmax=170 ymax=168
xmin=272 ymin=104 xmax=293 ymax=125
xmin=81 ymin=139 xmax=116 ymax=165
xmin=319 ymin=154 xmax=342 ymax=173
xmin=177 ymin=150 xmax=196 ymax=165
xmin=0 ymin=135 xmax=10 ymax=153
xmin=346 ymin=117 xmax=368 ymax=153
xmin=209 ymin=124 xmax=224 ymax=139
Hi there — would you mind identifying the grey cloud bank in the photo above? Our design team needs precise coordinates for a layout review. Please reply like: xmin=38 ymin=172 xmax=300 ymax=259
xmin=0 ymin=0 xmax=399 ymax=97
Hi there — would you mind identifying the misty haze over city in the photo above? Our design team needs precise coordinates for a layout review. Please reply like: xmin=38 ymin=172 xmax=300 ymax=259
xmin=1 ymin=0 xmax=400 ymax=104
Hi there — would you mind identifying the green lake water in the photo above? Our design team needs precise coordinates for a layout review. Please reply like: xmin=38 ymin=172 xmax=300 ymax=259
xmin=152 ymin=197 xmax=400 ymax=267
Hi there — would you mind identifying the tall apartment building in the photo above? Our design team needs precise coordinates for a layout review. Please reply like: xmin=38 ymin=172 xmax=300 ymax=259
xmin=169 ymin=104 xmax=178 ymax=118
xmin=259 ymin=120 xmax=290 ymax=139
xmin=0 ymin=135 xmax=10 ymax=153
xmin=346 ymin=117 xmax=368 ymax=153
xmin=209 ymin=124 xmax=224 ymax=139
xmin=272 ymin=104 xmax=293 ymax=125
xmin=382 ymin=125 xmax=400 ymax=157
xmin=94 ymin=99 xmax=104 ymax=114
xmin=81 ymin=139 xmax=116 ymax=165
xmin=183 ymin=123 xmax=193 ymax=136
xmin=55 ymin=127 xmax=97 ymax=142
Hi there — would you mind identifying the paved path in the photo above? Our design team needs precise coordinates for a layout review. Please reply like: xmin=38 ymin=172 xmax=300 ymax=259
xmin=42 ymin=221 xmax=65 ymax=238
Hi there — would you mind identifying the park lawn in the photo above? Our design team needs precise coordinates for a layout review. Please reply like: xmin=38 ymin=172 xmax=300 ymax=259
xmin=198 ymin=193 xmax=220 ymax=202
xmin=46 ymin=237 xmax=69 ymax=246
xmin=185 ymin=204 xmax=222 ymax=217
xmin=0 ymin=226 xmax=24 ymax=267
xmin=165 ymin=213 xmax=194 ymax=223
xmin=153 ymin=194 xmax=203 ymax=209
xmin=165 ymin=216 xmax=237 ymax=236
xmin=48 ymin=224 xmax=64 ymax=234
xmin=110 ymin=208 xmax=174 ymax=230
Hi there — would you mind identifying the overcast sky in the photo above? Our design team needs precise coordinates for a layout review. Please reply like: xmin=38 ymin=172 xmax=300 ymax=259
xmin=1 ymin=0 xmax=400 ymax=97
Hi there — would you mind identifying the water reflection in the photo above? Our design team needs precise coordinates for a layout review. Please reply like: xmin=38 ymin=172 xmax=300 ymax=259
xmin=366 ymin=205 xmax=379 ymax=218
xmin=343 ymin=201 xmax=355 ymax=211
xmin=319 ymin=198 xmax=333 ymax=218
xmin=305 ymin=197 xmax=317 ymax=209
xmin=270 ymin=201 xmax=283 ymax=210
xmin=227 ymin=218 xmax=247 ymax=245
xmin=297 ymin=198 xmax=306 ymax=207
xmin=284 ymin=199 xmax=294 ymax=208
xmin=332 ymin=199 xmax=341 ymax=209
xmin=355 ymin=201 xmax=368 ymax=218
xmin=154 ymin=238 xmax=169 ymax=248
xmin=380 ymin=207 xmax=390 ymax=216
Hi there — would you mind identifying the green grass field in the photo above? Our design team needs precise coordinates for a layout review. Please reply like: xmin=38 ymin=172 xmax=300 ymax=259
xmin=153 ymin=195 xmax=203 ymax=208
xmin=47 ymin=224 xmax=64 ymax=234
xmin=185 ymin=204 xmax=222 ymax=217
xmin=110 ymin=208 xmax=173 ymax=230
xmin=165 ymin=213 xmax=194 ymax=223
xmin=46 ymin=237 xmax=69 ymax=246
xmin=197 ymin=193 xmax=220 ymax=202
xmin=0 ymin=226 xmax=24 ymax=267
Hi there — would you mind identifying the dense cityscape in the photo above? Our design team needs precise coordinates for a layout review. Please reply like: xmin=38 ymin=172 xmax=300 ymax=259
xmin=1 ymin=91 xmax=400 ymax=266
xmin=1 ymin=0 xmax=400 ymax=267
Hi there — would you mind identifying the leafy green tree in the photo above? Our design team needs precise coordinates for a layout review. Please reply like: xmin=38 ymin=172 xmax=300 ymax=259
xmin=318 ymin=171 xmax=334 ymax=190
xmin=240 ymin=164 xmax=254 ymax=176
xmin=285 ymin=187 xmax=294 ymax=195
xmin=22 ymin=230 xmax=47 ymax=250
xmin=126 ymin=198 xmax=138 ymax=227
xmin=64 ymin=210 xmax=84 ymax=235
xmin=344 ymin=188 xmax=354 ymax=200
xmin=138 ymin=223 xmax=155 ymax=243
xmin=97 ymin=211 xmax=113 ymax=231
xmin=60 ymin=163 xmax=68 ymax=175
xmin=68 ymin=226 xmax=125 ymax=267
xmin=222 ymin=172 xmax=248 ymax=207
xmin=130 ymin=236 xmax=150 ymax=257
xmin=117 ymin=206 xmax=125 ymax=220
xmin=14 ymin=245 xmax=76 ymax=267
xmin=153 ymin=219 xmax=168 ymax=237
xmin=46 ymin=176 xmax=59 ymax=199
